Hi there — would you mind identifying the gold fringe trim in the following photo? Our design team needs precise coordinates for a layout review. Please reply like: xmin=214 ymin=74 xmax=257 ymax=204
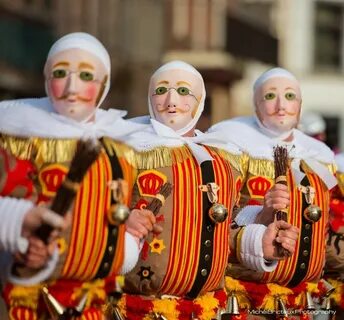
xmin=72 ymin=279 xmax=106 ymax=308
xmin=102 ymin=137 xmax=194 ymax=169
xmin=327 ymin=278 xmax=344 ymax=306
xmin=225 ymin=276 xmax=251 ymax=310
xmin=8 ymin=284 xmax=43 ymax=309
xmin=212 ymin=148 xmax=249 ymax=175
xmin=0 ymin=134 xmax=77 ymax=165
xmin=248 ymin=157 xmax=336 ymax=180
xmin=262 ymin=283 xmax=293 ymax=310
xmin=336 ymin=172 xmax=344 ymax=196
xmin=225 ymin=276 xmax=321 ymax=311
xmin=116 ymin=290 xmax=224 ymax=320
xmin=247 ymin=158 xmax=275 ymax=178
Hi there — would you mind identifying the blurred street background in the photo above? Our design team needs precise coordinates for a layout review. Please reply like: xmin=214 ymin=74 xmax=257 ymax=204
xmin=0 ymin=0 xmax=343 ymax=151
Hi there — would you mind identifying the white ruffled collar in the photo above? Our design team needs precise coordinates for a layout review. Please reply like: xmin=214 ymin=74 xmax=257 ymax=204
xmin=0 ymin=97 xmax=148 ymax=141
xmin=126 ymin=117 xmax=242 ymax=164
xmin=208 ymin=116 xmax=337 ymax=189
xmin=209 ymin=116 xmax=334 ymax=162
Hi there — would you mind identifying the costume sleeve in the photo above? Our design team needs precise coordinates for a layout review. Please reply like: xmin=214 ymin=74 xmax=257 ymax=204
xmin=230 ymin=223 xmax=277 ymax=272
xmin=325 ymin=195 xmax=344 ymax=279
xmin=234 ymin=205 xmax=263 ymax=225
xmin=7 ymin=247 xmax=59 ymax=285
xmin=0 ymin=147 xmax=38 ymax=253
xmin=0 ymin=197 xmax=32 ymax=253
xmin=119 ymin=232 xmax=140 ymax=274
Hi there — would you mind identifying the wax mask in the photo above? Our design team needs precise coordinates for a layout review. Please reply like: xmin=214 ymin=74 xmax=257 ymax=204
xmin=255 ymin=77 xmax=301 ymax=133
xmin=149 ymin=69 xmax=203 ymax=132
xmin=45 ymin=48 xmax=107 ymax=122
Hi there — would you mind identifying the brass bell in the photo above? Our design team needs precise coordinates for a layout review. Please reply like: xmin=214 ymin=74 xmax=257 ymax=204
xmin=321 ymin=297 xmax=332 ymax=310
xmin=190 ymin=312 xmax=199 ymax=320
xmin=215 ymin=308 xmax=223 ymax=320
xmin=112 ymin=306 xmax=125 ymax=320
xmin=209 ymin=203 xmax=228 ymax=223
xmin=305 ymin=291 xmax=315 ymax=310
xmin=75 ymin=292 xmax=88 ymax=314
xmin=220 ymin=294 xmax=240 ymax=319
xmin=108 ymin=204 xmax=130 ymax=225
xmin=303 ymin=205 xmax=322 ymax=223
xmin=319 ymin=279 xmax=335 ymax=297
xmin=153 ymin=312 xmax=168 ymax=320
xmin=275 ymin=297 xmax=288 ymax=319
xmin=41 ymin=287 xmax=65 ymax=320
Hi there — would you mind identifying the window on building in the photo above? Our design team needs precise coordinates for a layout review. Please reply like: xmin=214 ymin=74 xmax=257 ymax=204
xmin=314 ymin=2 xmax=344 ymax=71
xmin=324 ymin=115 xmax=341 ymax=152
xmin=0 ymin=15 xmax=54 ymax=72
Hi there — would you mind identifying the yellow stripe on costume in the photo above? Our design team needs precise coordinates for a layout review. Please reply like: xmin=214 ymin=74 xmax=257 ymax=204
xmin=62 ymin=152 xmax=111 ymax=279
xmin=160 ymin=157 xmax=202 ymax=295
xmin=203 ymin=149 xmax=233 ymax=292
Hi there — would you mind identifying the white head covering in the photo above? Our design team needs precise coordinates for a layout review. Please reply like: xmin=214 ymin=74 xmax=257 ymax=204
xmin=253 ymin=67 xmax=299 ymax=93
xmin=335 ymin=153 xmax=344 ymax=173
xmin=298 ymin=111 xmax=326 ymax=136
xmin=148 ymin=60 xmax=206 ymax=136
xmin=44 ymin=32 xmax=111 ymax=110
xmin=253 ymin=67 xmax=301 ymax=140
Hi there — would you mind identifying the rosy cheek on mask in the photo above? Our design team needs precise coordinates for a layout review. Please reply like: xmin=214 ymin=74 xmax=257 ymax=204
xmin=81 ymin=83 xmax=99 ymax=101
xmin=50 ymin=81 xmax=66 ymax=99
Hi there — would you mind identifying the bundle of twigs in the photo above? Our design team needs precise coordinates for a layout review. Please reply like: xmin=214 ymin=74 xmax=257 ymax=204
xmin=145 ymin=182 xmax=173 ymax=215
xmin=36 ymin=139 xmax=101 ymax=243
xmin=273 ymin=145 xmax=289 ymax=256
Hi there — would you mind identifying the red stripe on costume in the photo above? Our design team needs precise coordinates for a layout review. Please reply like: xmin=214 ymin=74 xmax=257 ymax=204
xmin=160 ymin=156 xmax=202 ymax=295
xmin=62 ymin=155 xmax=109 ymax=279
xmin=203 ymin=149 xmax=233 ymax=291
xmin=261 ymin=170 xmax=301 ymax=284
xmin=305 ymin=173 xmax=328 ymax=281
xmin=89 ymin=155 xmax=111 ymax=277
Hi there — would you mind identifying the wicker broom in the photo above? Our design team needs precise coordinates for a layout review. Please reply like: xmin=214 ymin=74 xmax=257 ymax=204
xmin=36 ymin=138 xmax=101 ymax=243
xmin=145 ymin=182 xmax=173 ymax=215
xmin=273 ymin=145 xmax=290 ymax=257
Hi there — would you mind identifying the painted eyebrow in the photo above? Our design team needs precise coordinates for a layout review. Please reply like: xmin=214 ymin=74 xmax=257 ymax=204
xmin=79 ymin=62 xmax=95 ymax=70
xmin=265 ymin=87 xmax=277 ymax=91
xmin=52 ymin=61 xmax=70 ymax=68
xmin=157 ymin=80 xmax=169 ymax=85
xmin=177 ymin=81 xmax=191 ymax=87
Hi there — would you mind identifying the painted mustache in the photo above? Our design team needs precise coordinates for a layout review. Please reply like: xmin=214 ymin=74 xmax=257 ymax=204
xmin=156 ymin=104 xmax=191 ymax=113
xmin=56 ymin=94 xmax=92 ymax=103
xmin=267 ymin=110 xmax=298 ymax=116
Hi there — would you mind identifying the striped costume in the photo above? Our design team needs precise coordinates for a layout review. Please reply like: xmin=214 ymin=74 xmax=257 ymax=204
xmin=0 ymin=99 xmax=144 ymax=320
xmin=121 ymin=143 xmax=244 ymax=320
xmin=209 ymin=116 xmax=337 ymax=319
xmin=324 ymin=154 xmax=344 ymax=318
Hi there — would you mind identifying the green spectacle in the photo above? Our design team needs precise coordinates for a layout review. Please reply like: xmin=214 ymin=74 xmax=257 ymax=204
xmin=52 ymin=69 xmax=95 ymax=82
xmin=154 ymin=86 xmax=192 ymax=96
xmin=285 ymin=92 xmax=296 ymax=100
xmin=264 ymin=92 xmax=276 ymax=100
xmin=263 ymin=92 xmax=297 ymax=101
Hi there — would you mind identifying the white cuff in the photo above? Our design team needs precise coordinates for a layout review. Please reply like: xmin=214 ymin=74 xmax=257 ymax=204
xmin=235 ymin=205 xmax=263 ymax=225
xmin=7 ymin=246 xmax=59 ymax=285
xmin=0 ymin=197 xmax=33 ymax=253
xmin=240 ymin=224 xmax=277 ymax=272
xmin=119 ymin=232 xmax=140 ymax=274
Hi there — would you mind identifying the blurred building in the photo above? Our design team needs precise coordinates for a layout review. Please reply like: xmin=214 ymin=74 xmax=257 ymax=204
xmin=231 ymin=0 xmax=344 ymax=151
xmin=1 ymin=0 xmax=342 ymax=149
xmin=0 ymin=0 xmax=54 ymax=99
xmin=0 ymin=0 xmax=278 ymax=132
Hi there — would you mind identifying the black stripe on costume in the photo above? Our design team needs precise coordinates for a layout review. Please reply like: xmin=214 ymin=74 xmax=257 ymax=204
xmin=186 ymin=160 xmax=216 ymax=299
xmin=94 ymin=139 xmax=123 ymax=279
xmin=288 ymin=173 xmax=313 ymax=287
